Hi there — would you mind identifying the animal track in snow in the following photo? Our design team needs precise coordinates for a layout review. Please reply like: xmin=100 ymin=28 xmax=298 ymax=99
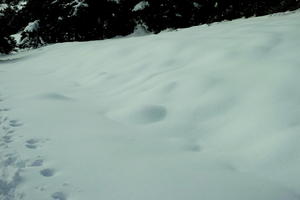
xmin=3 ymin=155 xmax=18 ymax=166
xmin=0 ymin=140 xmax=26 ymax=200
xmin=0 ymin=95 xmax=40 ymax=199
xmin=7 ymin=130 xmax=15 ymax=134
xmin=40 ymin=168 xmax=55 ymax=177
xmin=25 ymin=144 xmax=37 ymax=149
xmin=26 ymin=138 xmax=39 ymax=144
xmin=2 ymin=135 xmax=13 ymax=143
xmin=25 ymin=138 xmax=39 ymax=149
xmin=1 ymin=116 xmax=8 ymax=122
xmin=0 ymin=95 xmax=74 ymax=199
xmin=31 ymin=159 xmax=44 ymax=167
xmin=9 ymin=120 xmax=23 ymax=127
xmin=51 ymin=191 xmax=67 ymax=200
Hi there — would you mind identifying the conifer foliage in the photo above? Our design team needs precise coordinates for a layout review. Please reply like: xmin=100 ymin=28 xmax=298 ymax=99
xmin=1 ymin=0 xmax=300 ymax=54
xmin=0 ymin=2 xmax=17 ymax=54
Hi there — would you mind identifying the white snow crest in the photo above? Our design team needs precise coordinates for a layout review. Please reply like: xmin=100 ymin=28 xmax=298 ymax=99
xmin=193 ymin=2 xmax=201 ymax=9
xmin=108 ymin=0 xmax=121 ymax=4
xmin=69 ymin=0 xmax=88 ymax=16
xmin=129 ymin=24 xmax=149 ymax=36
xmin=15 ymin=0 xmax=27 ymax=11
xmin=24 ymin=20 xmax=40 ymax=33
xmin=133 ymin=1 xmax=149 ymax=12
xmin=0 ymin=3 xmax=8 ymax=16
xmin=0 ymin=3 xmax=8 ymax=11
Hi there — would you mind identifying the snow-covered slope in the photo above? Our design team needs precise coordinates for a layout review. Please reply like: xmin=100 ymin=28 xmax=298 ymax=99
xmin=1 ymin=11 xmax=300 ymax=200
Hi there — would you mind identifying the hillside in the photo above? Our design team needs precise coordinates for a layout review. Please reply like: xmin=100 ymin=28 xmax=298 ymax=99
xmin=1 ymin=11 xmax=300 ymax=200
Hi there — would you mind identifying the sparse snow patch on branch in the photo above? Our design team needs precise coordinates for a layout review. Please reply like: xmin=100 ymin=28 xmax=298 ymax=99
xmin=133 ymin=1 xmax=149 ymax=12
xmin=68 ymin=0 xmax=88 ymax=16
xmin=0 ymin=3 xmax=8 ymax=11
xmin=23 ymin=20 xmax=39 ymax=33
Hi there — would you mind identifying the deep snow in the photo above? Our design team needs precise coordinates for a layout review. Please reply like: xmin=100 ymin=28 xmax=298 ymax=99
xmin=1 ymin=11 xmax=300 ymax=200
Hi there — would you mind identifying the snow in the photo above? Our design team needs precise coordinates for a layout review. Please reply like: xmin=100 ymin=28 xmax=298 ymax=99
xmin=133 ymin=1 xmax=149 ymax=12
xmin=0 ymin=1 xmax=26 ymax=13
xmin=68 ymin=0 xmax=88 ymax=16
xmin=0 ymin=3 xmax=8 ymax=11
xmin=108 ymin=0 xmax=120 ymax=4
xmin=193 ymin=2 xmax=201 ymax=9
xmin=23 ymin=20 xmax=40 ymax=33
xmin=1 ymin=11 xmax=300 ymax=200
xmin=127 ymin=24 xmax=150 ymax=37
xmin=0 ymin=3 xmax=8 ymax=16
xmin=15 ymin=0 xmax=27 ymax=11
xmin=11 ymin=33 xmax=22 ymax=45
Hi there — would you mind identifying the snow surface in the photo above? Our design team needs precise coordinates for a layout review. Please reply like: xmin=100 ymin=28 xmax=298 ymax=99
xmin=1 ymin=11 xmax=300 ymax=200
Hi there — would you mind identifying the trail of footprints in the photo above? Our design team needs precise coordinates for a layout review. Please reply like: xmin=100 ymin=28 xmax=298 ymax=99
xmin=0 ymin=95 xmax=69 ymax=200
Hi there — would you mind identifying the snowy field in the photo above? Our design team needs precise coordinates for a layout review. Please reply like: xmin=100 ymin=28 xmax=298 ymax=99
xmin=1 ymin=11 xmax=300 ymax=200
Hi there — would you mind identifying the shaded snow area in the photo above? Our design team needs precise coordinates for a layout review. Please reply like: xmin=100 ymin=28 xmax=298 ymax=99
xmin=1 ymin=11 xmax=300 ymax=200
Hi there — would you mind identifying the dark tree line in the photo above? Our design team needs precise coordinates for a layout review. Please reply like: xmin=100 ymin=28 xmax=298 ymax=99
xmin=1 ymin=0 xmax=300 ymax=54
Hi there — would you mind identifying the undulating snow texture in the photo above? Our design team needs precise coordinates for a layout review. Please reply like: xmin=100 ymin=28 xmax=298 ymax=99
xmin=1 ymin=11 xmax=300 ymax=200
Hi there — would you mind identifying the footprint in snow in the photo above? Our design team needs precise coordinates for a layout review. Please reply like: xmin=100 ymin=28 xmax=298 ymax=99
xmin=2 ymin=135 xmax=13 ymax=143
xmin=4 ymin=155 xmax=18 ymax=166
xmin=2 ymin=116 xmax=8 ymax=122
xmin=25 ymin=138 xmax=39 ymax=149
xmin=9 ymin=120 xmax=23 ymax=127
xmin=31 ymin=159 xmax=44 ymax=167
xmin=40 ymin=168 xmax=55 ymax=177
xmin=7 ymin=129 xmax=15 ymax=134
xmin=51 ymin=191 xmax=67 ymax=200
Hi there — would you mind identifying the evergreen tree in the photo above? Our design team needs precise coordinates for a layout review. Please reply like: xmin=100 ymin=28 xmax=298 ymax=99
xmin=0 ymin=4 xmax=17 ymax=54
xmin=19 ymin=20 xmax=44 ymax=48
xmin=1 ymin=0 xmax=300 ymax=51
